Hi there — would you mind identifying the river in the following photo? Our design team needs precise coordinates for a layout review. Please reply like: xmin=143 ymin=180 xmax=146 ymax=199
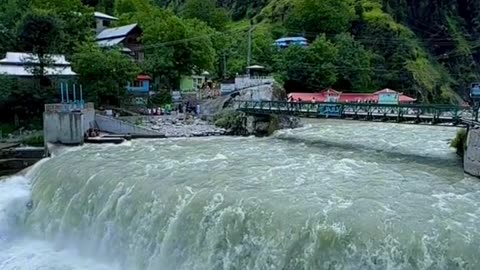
xmin=0 ymin=120 xmax=479 ymax=270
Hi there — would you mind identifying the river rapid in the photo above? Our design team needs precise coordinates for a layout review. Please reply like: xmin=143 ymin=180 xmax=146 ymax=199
xmin=0 ymin=120 xmax=479 ymax=270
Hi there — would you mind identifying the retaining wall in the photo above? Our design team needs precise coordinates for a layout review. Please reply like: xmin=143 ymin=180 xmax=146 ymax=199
xmin=465 ymin=127 xmax=480 ymax=176
xmin=95 ymin=114 xmax=163 ymax=135
xmin=43 ymin=103 xmax=95 ymax=145
xmin=44 ymin=112 xmax=84 ymax=145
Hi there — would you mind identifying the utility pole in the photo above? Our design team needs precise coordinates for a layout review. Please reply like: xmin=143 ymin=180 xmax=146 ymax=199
xmin=247 ymin=24 xmax=257 ymax=68
xmin=223 ymin=51 xmax=227 ymax=79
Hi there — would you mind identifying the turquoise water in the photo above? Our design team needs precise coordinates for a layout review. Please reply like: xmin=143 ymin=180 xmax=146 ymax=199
xmin=0 ymin=120 xmax=478 ymax=269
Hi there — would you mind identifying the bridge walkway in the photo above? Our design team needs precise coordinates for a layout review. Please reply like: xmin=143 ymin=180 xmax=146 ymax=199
xmin=234 ymin=100 xmax=473 ymax=126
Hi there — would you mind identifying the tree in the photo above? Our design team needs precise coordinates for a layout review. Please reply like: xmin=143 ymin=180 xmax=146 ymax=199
xmin=71 ymin=42 xmax=141 ymax=106
xmin=305 ymin=35 xmax=338 ymax=89
xmin=220 ymin=25 xmax=277 ymax=77
xmin=276 ymin=35 xmax=338 ymax=92
xmin=115 ymin=0 xmax=151 ymax=15
xmin=332 ymin=33 xmax=373 ymax=91
xmin=121 ymin=5 xmax=217 ymax=89
xmin=182 ymin=0 xmax=230 ymax=31
xmin=0 ymin=0 xmax=30 ymax=55
xmin=17 ymin=10 xmax=62 ymax=82
xmin=115 ymin=0 xmax=137 ymax=15
xmin=30 ymin=0 xmax=94 ymax=55
xmin=0 ymin=75 xmax=14 ymax=105
xmin=287 ymin=0 xmax=354 ymax=35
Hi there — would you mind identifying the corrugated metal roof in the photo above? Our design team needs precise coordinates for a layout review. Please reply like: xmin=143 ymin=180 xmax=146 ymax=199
xmin=0 ymin=52 xmax=75 ymax=76
xmin=97 ymin=37 xmax=125 ymax=47
xmin=94 ymin=11 xmax=118 ymax=21
xmin=275 ymin=37 xmax=307 ymax=42
xmin=96 ymin=23 xmax=138 ymax=40
xmin=0 ymin=52 xmax=71 ymax=65
xmin=288 ymin=90 xmax=417 ymax=103
xmin=0 ymin=65 xmax=76 ymax=76
xmin=246 ymin=65 xmax=265 ymax=69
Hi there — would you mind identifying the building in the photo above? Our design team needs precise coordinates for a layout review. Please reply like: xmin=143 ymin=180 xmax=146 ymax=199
xmin=0 ymin=52 xmax=76 ymax=77
xmin=274 ymin=37 xmax=308 ymax=49
xmin=220 ymin=65 xmax=275 ymax=95
xmin=288 ymin=88 xmax=416 ymax=104
xmin=127 ymin=75 xmax=152 ymax=94
xmin=180 ymin=75 xmax=207 ymax=93
xmin=96 ymin=23 xmax=144 ymax=62
xmin=94 ymin=11 xmax=118 ymax=34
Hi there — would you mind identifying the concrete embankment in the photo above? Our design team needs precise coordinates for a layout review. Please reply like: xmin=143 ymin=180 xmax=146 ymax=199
xmin=95 ymin=114 xmax=162 ymax=136
xmin=43 ymin=103 xmax=95 ymax=145
xmin=464 ymin=127 xmax=480 ymax=176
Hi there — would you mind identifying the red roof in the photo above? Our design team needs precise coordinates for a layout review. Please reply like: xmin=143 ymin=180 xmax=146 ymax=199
xmin=137 ymin=75 xmax=152 ymax=81
xmin=288 ymin=88 xmax=416 ymax=103
xmin=374 ymin=88 xmax=397 ymax=94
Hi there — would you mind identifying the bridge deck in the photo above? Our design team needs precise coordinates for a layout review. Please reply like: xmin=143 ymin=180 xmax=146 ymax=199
xmin=234 ymin=100 xmax=474 ymax=126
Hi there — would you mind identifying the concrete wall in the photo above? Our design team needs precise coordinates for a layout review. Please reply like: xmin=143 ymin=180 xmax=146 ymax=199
xmin=221 ymin=83 xmax=235 ymax=95
xmin=232 ymin=85 xmax=273 ymax=101
xmin=83 ymin=107 xmax=95 ymax=132
xmin=44 ymin=112 xmax=84 ymax=145
xmin=95 ymin=114 xmax=162 ymax=135
xmin=234 ymin=76 xmax=274 ymax=90
xmin=465 ymin=127 xmax=480 ymax=176
xmin=43 ymin=103 xmax=95 ymax=146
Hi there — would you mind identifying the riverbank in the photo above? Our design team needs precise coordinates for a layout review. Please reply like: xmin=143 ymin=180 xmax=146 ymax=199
xmin=118 ymin=112 xmax=301 ymax=138
xmin=118 ymin=114 xmax=228 ymax=137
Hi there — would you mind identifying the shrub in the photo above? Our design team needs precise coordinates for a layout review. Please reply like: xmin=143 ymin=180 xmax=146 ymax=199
xmin=451 ymin=129 xmax=467 ymax=157
xmin=214 ymin=110 xmax=246 ymax=135
xmin=22 ymin=135 xmax=44 ymax=147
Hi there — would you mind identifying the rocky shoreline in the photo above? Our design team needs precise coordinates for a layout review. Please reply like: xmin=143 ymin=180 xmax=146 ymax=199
xmin=118 ymin=112 xmax=301 ymax=138
xmin=128 ymin=115 xmax=229 ymax=138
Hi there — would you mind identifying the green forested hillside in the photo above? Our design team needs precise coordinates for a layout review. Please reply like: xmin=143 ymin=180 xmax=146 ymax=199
xmin=0 ymin=0 xmax=479 ymax=111
xmin=108 ymin=0 xmax=480 ymax=102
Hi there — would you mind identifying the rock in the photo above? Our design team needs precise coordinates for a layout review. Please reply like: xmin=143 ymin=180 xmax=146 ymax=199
xmin=151 ymin=125 xmax=161 ymax=130
xmin=255 ymin=121 xmax=270 ymax=135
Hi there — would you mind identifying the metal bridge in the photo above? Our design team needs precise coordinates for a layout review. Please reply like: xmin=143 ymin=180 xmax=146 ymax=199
xmin=234 ymin=100 xmax=474 ymax=126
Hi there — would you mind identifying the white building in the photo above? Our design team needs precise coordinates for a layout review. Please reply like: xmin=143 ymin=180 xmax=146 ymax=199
xmin=0 ymin=52 xmax=76 ymax=77
xmin=220 ymin=65 xmax=274 ymax=95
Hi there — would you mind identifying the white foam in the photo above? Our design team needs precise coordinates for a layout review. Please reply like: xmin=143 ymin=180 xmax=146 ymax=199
xmin=0 ymin=176 xmax=120 ymax=270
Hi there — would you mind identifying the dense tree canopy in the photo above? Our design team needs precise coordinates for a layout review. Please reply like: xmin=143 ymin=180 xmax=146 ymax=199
xmin=0 ymin=0 xmax=479 ymax=128
xmin=287 ymin=0 xmax=354 ymax=35
xmin=71 ymin=42 xmax=141 ymax=106
xmin=119 ymin=4 xmax=217 ymax=89
xmin=182 ymin=0 xmax=230 ymax=31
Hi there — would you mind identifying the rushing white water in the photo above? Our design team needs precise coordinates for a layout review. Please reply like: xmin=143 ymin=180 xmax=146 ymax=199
xmin=1 ymin=120 xmax=479 ymax=270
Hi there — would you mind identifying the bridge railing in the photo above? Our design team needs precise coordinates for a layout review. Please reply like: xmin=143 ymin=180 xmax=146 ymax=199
xmin=233 ymin=100 xmax=471 ymax=123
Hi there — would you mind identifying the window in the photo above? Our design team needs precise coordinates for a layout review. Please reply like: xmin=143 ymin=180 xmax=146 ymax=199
xmin=102 ymin=20 xmax=110 ymax=27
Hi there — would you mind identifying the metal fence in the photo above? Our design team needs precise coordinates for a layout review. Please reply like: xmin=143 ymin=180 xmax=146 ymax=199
xmin=234 ymin=100 xmax=471 ymax=125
